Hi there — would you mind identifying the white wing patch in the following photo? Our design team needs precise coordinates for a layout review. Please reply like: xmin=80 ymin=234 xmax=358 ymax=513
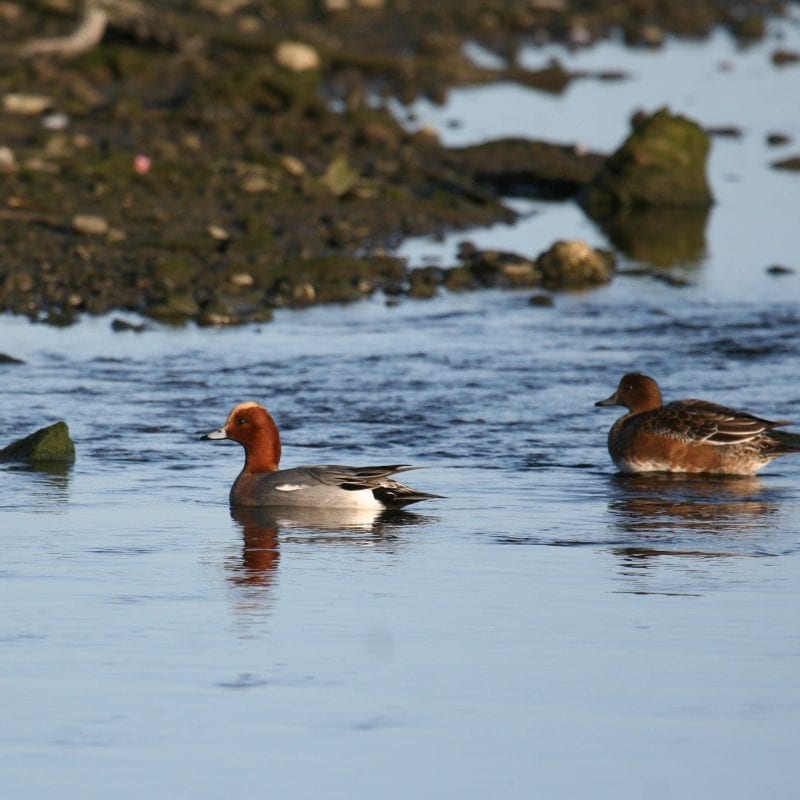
xmin=274 ymin=483 xmax=307 ymax=492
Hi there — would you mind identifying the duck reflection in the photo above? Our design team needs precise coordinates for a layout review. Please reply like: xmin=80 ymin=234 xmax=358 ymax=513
xmin=225 ymin=504 xmax=432 ymax=617
xmin=608 ymin=473 xmax=776 ymax=537
xmin=606 ymin=473 xmax=779 ymax=594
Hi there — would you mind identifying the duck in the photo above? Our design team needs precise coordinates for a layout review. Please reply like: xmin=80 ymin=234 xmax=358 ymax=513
xmin=595 ymin=373 xmax=800 ymax=475
xmin=202 ymin=401 xmax=441 ymax=508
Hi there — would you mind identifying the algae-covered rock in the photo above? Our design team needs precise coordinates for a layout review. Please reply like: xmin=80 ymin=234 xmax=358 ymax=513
xmin=0 ymin=421 xmax=76 ymax=463
xmin=535 ymin=240 xmax=615 ymax=288
xmin=582 ymin=108 xmax=714 ymax=213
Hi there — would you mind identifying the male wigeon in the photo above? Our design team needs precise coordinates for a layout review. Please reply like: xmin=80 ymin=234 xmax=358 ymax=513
xmin=595 ymin=373 xmax=800 ymax=475
xmin=202 ymin=401 xmax=441 ymax=508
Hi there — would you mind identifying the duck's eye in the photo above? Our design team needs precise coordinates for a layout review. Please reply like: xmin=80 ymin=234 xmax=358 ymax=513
xmin=237 ymin=417 xmax=247 ymax=425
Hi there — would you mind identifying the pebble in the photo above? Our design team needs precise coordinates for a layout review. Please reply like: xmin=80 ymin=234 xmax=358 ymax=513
xmin=280 ymin=155 xmax=306 ymax=177
xmin=208 ymin=224 xmax=230 ymax=241
xmin=0 ymin=146 xmax=16 ymax=171
xmin=229 ymin=272 xmax=254 ymax=287
xmin=72 ymin=214 xmax=109 ymax=236
xmin=275 ymin=41 xmax=321 ymax=72
xmin=3 ymin=93 xmax=52 ymax=115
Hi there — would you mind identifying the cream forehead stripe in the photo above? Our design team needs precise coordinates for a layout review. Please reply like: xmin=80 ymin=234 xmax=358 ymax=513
xmin=227 ymin=401 xmax=263 ymax=421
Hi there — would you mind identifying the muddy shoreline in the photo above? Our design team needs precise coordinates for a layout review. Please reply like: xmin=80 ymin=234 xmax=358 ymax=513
xmin=0 ymin=0 xmax=791 ymax=325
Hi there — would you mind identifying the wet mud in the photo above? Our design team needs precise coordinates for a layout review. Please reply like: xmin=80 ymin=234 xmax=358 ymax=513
xmin=0 ymin=0 xmax=789 ymax=325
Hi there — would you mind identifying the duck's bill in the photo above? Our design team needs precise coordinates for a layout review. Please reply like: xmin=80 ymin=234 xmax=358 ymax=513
xmin=594 ymin=393 xmax=619 ymax=407
xmin=201 ymin=427 xmax=229 ymax=440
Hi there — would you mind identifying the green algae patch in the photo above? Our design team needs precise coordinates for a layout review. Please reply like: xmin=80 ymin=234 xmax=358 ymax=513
xmin=582 ymin=108 xmax=714 ymax=212
xmin=0 ymin=421 xmax=76 ymax=463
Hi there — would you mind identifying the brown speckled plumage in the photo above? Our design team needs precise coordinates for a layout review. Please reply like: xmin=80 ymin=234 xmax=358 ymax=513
xmin=595 ymin=373 xmax=800 ymax=475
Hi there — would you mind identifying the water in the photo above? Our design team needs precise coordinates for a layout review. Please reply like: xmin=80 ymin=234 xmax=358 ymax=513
xmin=2 ymin=19 xmax=800 ymax=800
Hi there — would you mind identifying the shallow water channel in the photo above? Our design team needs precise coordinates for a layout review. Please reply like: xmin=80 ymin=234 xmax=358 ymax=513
xmin=2 ymin=17 xmax=800 ymax=800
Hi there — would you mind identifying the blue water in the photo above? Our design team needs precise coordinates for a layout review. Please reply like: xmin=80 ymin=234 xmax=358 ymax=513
xmin=2 ymin=16 xmax=800 ymax=800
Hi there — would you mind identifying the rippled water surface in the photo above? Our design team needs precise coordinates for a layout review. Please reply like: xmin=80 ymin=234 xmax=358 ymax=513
xmin=3 ymin=19 xmax=800 ymax=800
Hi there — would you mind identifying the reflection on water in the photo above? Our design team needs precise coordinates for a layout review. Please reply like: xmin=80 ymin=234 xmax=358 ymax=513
xmin=607 ymin=473 xmax=776 ymax=539
xmin=1 ymin=462 xmax=73 ymax=509
xmin=225 ymin=505 xmax=435 ymax=621
xmin=606 ymin=473 xmax=780 ymax=595
xmin=589 ymin=206 xmax=711 ymax=268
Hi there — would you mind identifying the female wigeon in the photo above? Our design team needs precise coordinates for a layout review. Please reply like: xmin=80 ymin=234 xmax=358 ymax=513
xmin=595 ymin=373 xmax=800 ymax=475
xmin=202 ymin=401 xmax=441 ymax=508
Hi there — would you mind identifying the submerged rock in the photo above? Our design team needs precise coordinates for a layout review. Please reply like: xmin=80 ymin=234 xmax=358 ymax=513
xmin=0 ymin=421 xmax=76 ymax=463
xmin=582 ymin=107 xmax=714 ymax=213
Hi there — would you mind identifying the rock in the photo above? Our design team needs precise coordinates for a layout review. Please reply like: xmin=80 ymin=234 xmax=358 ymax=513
xmin=148 ymin=291 xmax=201 ymax=321
xmin=771 ymin=155 xmax=800 ymax=171
xmin=0 ymin=146 xmax=17 ymax=171
xmin=275 ymin=41 xmax=321 ymax=72
xmin=535 ymin=240 xmax=615 ymax=289
xmin=207 ymin=224 xmax=230 ymax=240
xmin=321 ymin=156 xmax=359 ymax=197
xmin=0 ymin=421 xmax=76 ymax=463
xmin=448 ymin=138 xmax=605 ymax=199
xmin=0 ymin=353 xmax=24 ymax=364
xmin=766 ymin=264 xmax=795 ymax=276
xmin=111 ymin=318 xmax=148 ymax=332
xmin=408 ymin=267 xmax=443 ymax=298
xmin=229 ymin=272 xmax=254 ymax=288
xmin=458 ymin=248 xmax=541 ymax=288
xmin=72 ymin=214 xmax=109 ymax=235
xmin=582 ymin=107 xmax=714 ymax=212
xmin=771 ymin=49 xmax=800 ymax=67
xmin=280 ymin=155 xmax=306 ymax=177
xmin=3 ymin=93 xmax=52 ymax=115
xmin=528 ymin=293 xmax=554 ymax=307
xmin=766 ymin=132 xmax=791 ymax=147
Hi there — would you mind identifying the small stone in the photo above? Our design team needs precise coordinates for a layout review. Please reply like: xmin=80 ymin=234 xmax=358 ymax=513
xmin=0 ymin=146 xmax=16 ymax=171
xmin=275 ymin=41 xmax=321 ymax=72
xmin=412 ymin=125 xmax=440 ymax=145
xmin=772 ymin=49 xmax=800 ymax=67
xmin=41 ymin=112 xmax=69 ymax=130
xmin=281 ymin=155 xmax=306 ymax=177
xmin=3 ymin=93 xmax=52 ymax=115
xmin=766 ymin=132 xmax=791 ymax=147
xmin=240 ymin=174 xmax=271 ymax=193
xmin=208 ymin=224 xmax=230 ymax=241
xmin=72 ymin=214 xmax=108 ymax=236
xmin=0 ymin=421 xmax=76 ymax=463
xmin=528 ymin=293 xmax=554 ymax=307
xmin=771 ymin=155 xmax=800 ymax=171
xmin=766 ymin=264 xmax=795 ymax=276
xmin=292 ymin=282 xmax=316 ymax=304
xmin=111 ymin=318 xmax=148 ymax=332
xmin=229 ymin=272 xmax=254 ymax=287
xmin=321 ymin=156 xmax=359 ymax=197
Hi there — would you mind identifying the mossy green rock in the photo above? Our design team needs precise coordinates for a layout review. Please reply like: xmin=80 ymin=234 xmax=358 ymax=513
xmin=583 ymin=107 xmax=713 ymax=212
xmin=0 ymin=421 xmax=76 ymax=463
